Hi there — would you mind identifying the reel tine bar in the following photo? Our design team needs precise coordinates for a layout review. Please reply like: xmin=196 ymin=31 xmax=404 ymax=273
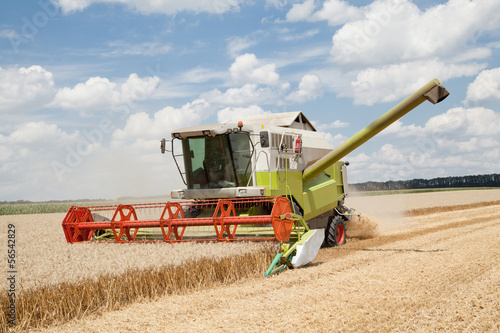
xmin=61 ymin=196 xmax=294 ymax=243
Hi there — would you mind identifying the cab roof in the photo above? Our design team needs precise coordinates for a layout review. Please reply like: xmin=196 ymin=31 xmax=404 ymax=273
xmin=239 ymin=111 xmax=316 ymax=131
xmin=171 ymin=111 xmax=316 ymax=138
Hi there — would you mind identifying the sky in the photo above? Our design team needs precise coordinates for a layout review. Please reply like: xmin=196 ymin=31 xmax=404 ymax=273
xmin=1 ymin=0 xmax=500 ymax=201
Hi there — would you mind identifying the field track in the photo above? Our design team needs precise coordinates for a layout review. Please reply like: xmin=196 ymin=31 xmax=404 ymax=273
xmin=33 ymin=189 xmax=500 ymax=333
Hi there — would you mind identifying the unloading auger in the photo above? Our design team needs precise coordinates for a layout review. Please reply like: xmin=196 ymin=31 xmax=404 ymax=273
xmin=62 ymin=79 xmax=449 ymax=276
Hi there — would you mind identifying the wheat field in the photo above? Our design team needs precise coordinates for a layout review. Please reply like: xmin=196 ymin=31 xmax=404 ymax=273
xmin=0 ymin=213 xmax=272 ymax=291
xmin=0 ymin=212 xmax=274 ymax=332
xmin=2 ymin=189 xmax=500 ymax=332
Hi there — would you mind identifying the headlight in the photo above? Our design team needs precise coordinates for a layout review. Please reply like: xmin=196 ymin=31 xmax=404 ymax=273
xmin=171 ymin=190 xmax=186 ymax=199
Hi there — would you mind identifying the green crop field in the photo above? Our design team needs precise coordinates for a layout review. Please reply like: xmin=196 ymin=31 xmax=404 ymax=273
xmin=0 ymin=200 xmax=111 ymax=216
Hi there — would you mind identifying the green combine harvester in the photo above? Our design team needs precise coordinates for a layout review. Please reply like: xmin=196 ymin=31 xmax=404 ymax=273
xmin=62 ymin=79 xmax=449 ymax=276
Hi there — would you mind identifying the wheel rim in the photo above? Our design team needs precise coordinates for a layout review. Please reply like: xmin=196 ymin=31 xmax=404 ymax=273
xmin=336 ymin=223 xmax=345 ymax=244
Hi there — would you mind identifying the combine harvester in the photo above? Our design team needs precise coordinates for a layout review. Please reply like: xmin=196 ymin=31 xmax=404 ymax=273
xmin=62 ymin=79 xmax=449 ymax=276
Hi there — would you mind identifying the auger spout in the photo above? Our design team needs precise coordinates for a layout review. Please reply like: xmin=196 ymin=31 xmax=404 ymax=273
xmin=302 ymin=78 xmax=450 ymax=183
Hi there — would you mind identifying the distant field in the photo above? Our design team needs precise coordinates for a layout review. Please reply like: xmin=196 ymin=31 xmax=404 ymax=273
xmin=1 ymin=187 xmax=499 ymax=215
xmin=0 ymin=195 xmax=175 ymax=216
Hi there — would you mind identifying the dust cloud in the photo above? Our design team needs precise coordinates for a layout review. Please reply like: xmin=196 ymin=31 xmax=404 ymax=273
xmin=345 ymin=215 xmax=379 ymax=239
xmin=345 ymin=193 xmax=411 ymax=236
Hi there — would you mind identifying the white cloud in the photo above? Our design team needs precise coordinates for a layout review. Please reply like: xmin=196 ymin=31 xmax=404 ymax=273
xmin=347 ymin=106 xmax=500 ymax=183
xmin=226 ymin=35 xmax=259 ymax=58
xmin=8 ymin=122 xmax=78 ymax=145
xmin=112 ymin=99 xmax=212 ymax=144
xmin=279 ymin=28 xmax=319 ymax=42
xmin=0 ymin=98 xmax=213 ymax=201
xmin=286 ymin=0 xmax=363 ymax=26
xmin=313 ymin=119 xmax=349 ymax=132
xmin=313 ymin=0 xmax=363 ymax=26
xmin=425 ymin=107 xmax=500 ymax=137
xmin=230 ymin=53 xmax=280 ymax=86
xmin=91 ymin=99 xmax=212 ymax=198
xmin=330 ymin=0 xmax=500 ymax=66
xmin=177 ymin=67 xmax=227 ymax=84
xmin=120 ymin=73 xmax=160 ymax=103
xmin=451 ymin=47 xmax=492 ymax=63
xmin=286 ymin=0 xmax=316 ymax=22
xmin=202 ymin=83 xmax=290 ymax=107
xmin=53 ymin=0 xmax=92 ymax=13
xmin=312 ymin=0 xmax=497 ymax=105
xmin=465 ymin=68 xmax=500 ymax=104
xmin=266 ymin=0 xmax=287 ymax=9
xmin=345 ymin=59 xmax=485 ymax=105
xmin=363 ymin=107 xmax=500 ymax=140
xmin=199 ymin=54 xmax=290 ymax=107
xmin=380 ymin=120 xmax=421 ymax=137
xmin=217 ymin=105 xmax=271 ymax=123
xmin=52 ymin=73 xmax=159 ymax=110
xmin=273 ymin=45 xmax=331 ymax=68
xmin=54 ymin=0 xmax=242 ymax=15
xmin=322 ymin=132 xmax=347 ymax=148
xmin=0 ymin=122 xmax=82 ymax=200
xmin=0 ymin=29 xmax=19 ymax=39
xmin=52 ymin=77 xmax=120 ymax=109
xmin=0 ymin=65 xmax=55 ymax=113
xmin=286 ymin=74 xmax=322 ymax=103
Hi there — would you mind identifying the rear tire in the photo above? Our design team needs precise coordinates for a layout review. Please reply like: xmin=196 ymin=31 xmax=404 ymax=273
xmin=324 ymin=215 xmax=346 ymax=247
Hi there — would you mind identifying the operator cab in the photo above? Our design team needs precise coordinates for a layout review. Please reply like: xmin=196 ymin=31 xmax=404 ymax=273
xmin=168 ymin=123 xmax=266 ymax=199
xmin=182 ymin=132 xmax=253 ymax=189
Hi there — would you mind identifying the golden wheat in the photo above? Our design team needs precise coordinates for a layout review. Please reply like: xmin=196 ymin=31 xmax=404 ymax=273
xmin=404 ymin=199 xmax=500 ymax=216
xmin=0 ymin=213 xmax=271 ymax=291
xmin=2 ymin=189 xmax=500 ymax=332
xmin=0 ymin=211 xmax=276 ymax=332
xmin=34 ymin=201 xmax=500 ymax=333
xmin=0 ymin=246 xmax=275 ymax=332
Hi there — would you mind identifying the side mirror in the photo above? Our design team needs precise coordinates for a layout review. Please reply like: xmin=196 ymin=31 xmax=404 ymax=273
xmin=260 ymin=131 xmax=269 ymax=148
xmin=160 ymin=138 xmax=166 ymax=154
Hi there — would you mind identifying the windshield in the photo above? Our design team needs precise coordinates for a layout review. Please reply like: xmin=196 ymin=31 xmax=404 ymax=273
xmin=181 ymin=133 xmax=253 ymax=189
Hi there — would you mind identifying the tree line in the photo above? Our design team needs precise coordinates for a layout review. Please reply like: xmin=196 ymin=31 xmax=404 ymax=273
xmin=351 ymin=174 xmax=500 ymax=191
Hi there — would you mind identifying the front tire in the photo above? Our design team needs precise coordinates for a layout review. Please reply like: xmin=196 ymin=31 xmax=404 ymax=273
xmin=324 ymin=215 xmax=346 ymax=247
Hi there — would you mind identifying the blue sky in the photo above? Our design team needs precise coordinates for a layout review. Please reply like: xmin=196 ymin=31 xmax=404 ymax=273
xmin=1 ymin=0 xmax=500 ymax=201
